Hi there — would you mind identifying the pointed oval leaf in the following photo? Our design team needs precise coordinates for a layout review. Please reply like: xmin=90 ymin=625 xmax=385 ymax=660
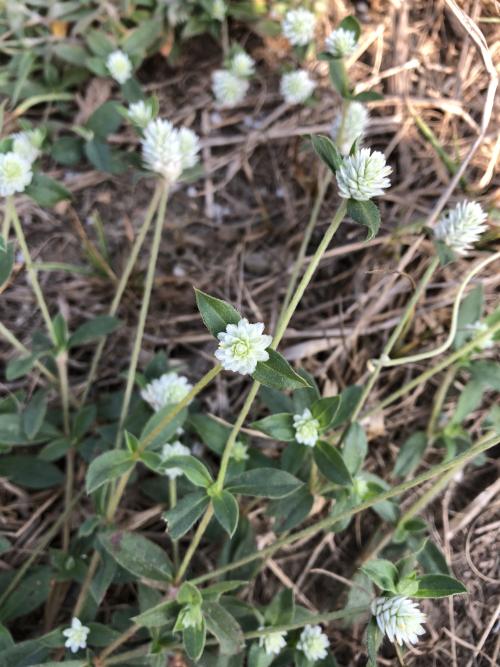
xmin=85 ymin=450 xmax=135 ymax=494
xmin=163 ymin=490 xmax=210 ymax=540
xmin=226 ymin=468 xmax=302 ymax=498
xmin=202 ymin=600 xmax=244 ymax=655
xmin=310 ymin=396 xmax=341 ymax=430
xmin=311 ymin=134 xmax=342 ymax=173
xmin=347 ymin=199 xmax=381 ymax=241
xmin=252 ymin=350 xmax=311 ymax=391
xmin=161 ymin=455 xmax=213 ymax=487
xmin=99 ymin=529 xmax=173 ymax=582
xmin=251 ymin=413 xmax=295 ymax=441
xmin=212 ymin=490 xmax=239 ymax=537
xmin=313 ymin=441 xmax=352 ymax=486
xmin=183 ymin=618 xmax=206 ymax=661
xmin=414 ymin=574 xmax=467 ymax=598
xmin=194 ymin=288 xmax=241 ymax=337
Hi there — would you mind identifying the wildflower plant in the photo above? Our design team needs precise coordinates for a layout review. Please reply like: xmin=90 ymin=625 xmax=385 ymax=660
xmin=0 ymin=7 xmax=498 ymax=667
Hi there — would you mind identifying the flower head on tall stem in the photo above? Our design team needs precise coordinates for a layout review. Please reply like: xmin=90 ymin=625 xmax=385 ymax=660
xmin=106 ymin=49 xmax=132 ymax=84
xmin=128 ymin=100 xmax=154 ymax=128
xmin=336 ymin=148 xmax=392 ymax=201
xmin=178 ymin=127 xmax=200 ymax=169
xmin=434 ymin=201 xmax=488 ymax=256
xmin=141 ymin=371 xmax=193 ymax=411
xmin=230 ymin=51 xmax=255 ymax=78
xmin=371 ymin=596 xmax=427 ymax=646
xmin=11 ymin=129 xmax=44 ymax=164
xmin=141 ymin=118 xmax=183 ymax=183
xmin=282 ymin=8 xmax=316 ymax=46
xmin=325 ymin=27 xmax=357 ymax=57
xmin=280 ymin=70 xmax=315 ymax=105
xmin=212 ymin=70 xmax=249 ymax=107
xmin=296 ymin=625 xmax=329 ymax=661
xmin=0 ymin=152 xmax=33 ymax=196
xmin=331 ymin=102 xmax=369 ymax=155
xmin=215 ymin=318 xmax=272 ymax=375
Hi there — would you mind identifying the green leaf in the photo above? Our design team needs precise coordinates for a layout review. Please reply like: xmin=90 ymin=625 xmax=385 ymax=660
xmin=366 ymin=617 xmax=383 ymax=667
xmin=183 ymin=618 xmax=206 ymax=661
xmin=85 ymin=450 xmax=135 ymax=494
xmin=393 ymin=431 xmax=428 ymax=478
xmin=120 ymin=77 xmax=144 ymax=103
xmin=310 ymin=135 xmax=342 ymax=173
xmin=140 ymin=402 xmax=187 ymax=449
xmin=311 ymin=396 xmax=341 ymax=430
xmin=5 ymin=353 xmax=40 ymax=380
xmin=266 ymin=588 xmax=295 ymax=626
xmin=470 ymin=360 xmax=500 ymax=391
xmin=52 ymin=43 xmax=88 ymax=66
xmin=86 ymin=30 xmax=115 ymax=57
xmin=453 ymin=285 xmax=483 ymax=349
xmin=189 ymin=413 xmax=231 ymax=455
xmin=347 ymin=199 xmax=381 ymax=240
xmin=0 ymin=566 xmax=52 ymax=623
xmin=202 ymin=600 xmax=245 ymax=655
xmin=416 ymin=539 xmax=450 ymax=575
xmin=350 ymin=90 xmax=384 ymax=102
xmin=0 ymin=239 xmax=14 ymax=288
xmin=133 ymin=599 xmax=178 ymax=628
xmin=435 ymin=239 xmax=457 ymax=266
xmin=330 ymin=385 xmax=362 ymax=428
xmin=124 ymin=431 xmax=140 ymax=454
xmin=84 ymin=139 xmax=126 ymax=174
xmin=161 ymin=455 xmax=213 ymax=487
xmin=163 ymin=490 xmax=210 ymax=540
xmin=452 ymin=380 xmax=484 ymax=424
xmin=69 ymin=315 xmax=121 ymax=347
xmin=0 ymin=456 xmax=63 ymax=489
xmin=414 ymin=574 xmax=466 ymax=598
xmin=361 ymin=559 xmax=399 ymax=593
xmin=25 ymin=174 xmax=71 ymax=207
xmin=51 ymin=136 xmax=84 ymax=167
xmin=339 ymin=15 xmax=361 ymax=41
xmin=200 ymin=580 xmax=247 ymax=601
xmin=0 ymin=413 xmax=57 ymax=446
xmin=85 ymin=101 xmax=123 ymax=139
xmin=313 ymin=441 xmax=352 ymax=486
xmin=177 ymin=582 xmax=203 ymax=606
xmin=99 ymin=529 xmax=173 ymax=582
xmin=226 ymin=468 xmax=302 ymax=498
xmin=268 ymin=485 xmax=313 ymax=533
xmin=194 ymin=288 xmax=241 ymax=337
xmin=122 ymin=19 xmax=162 ymax=54
xmin=342 ymin=422 xmax=367 ymax=476
xmin=22 ymin=389 xmax=48 ymax=440
xmin=85 ymin=56 xmax=108 ymax=77
xmin=213 ymin=490 xmax=239 ymax=537
xmin=251 ymin=413 xmax=295 ymax=441
xmin=329 ymin=59 xmax=349 ymax=97
xmin=252 ymin=350 xmax=311 ymax=391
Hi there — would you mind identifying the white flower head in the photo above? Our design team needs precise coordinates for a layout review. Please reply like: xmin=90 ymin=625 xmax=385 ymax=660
xmin=215 ymin=318 xmax=272 ymax=375
xmin=331 ymin=102 xmax=369 ymax=155
xmin=230 ymin=51 xmax=255 ymax=79
xmin=297 ymin=625 xmax=329 ymax=662
xmin=11 ymin=129 xmax=43 ymax=164
xmin=178 ymin=127 xmax=200 ymax=170
xmin=211 ymin=0 xmax=226 ymax=21
xmin=466 ymin=320 xmax=494 ymax=349
xmin=280 ymin=70 xmax=315 ymax=105
xmin=212 ymin=70 xmax=249 ymax=108
xmin=62 ymin=617 xmax=90 ymax=654
xmin=141 ymin=372 xmax=193 ymax=412
xmin=293 ymin=408 xmax=320 ymax=447
xmin=259 ymin=629 xmax=287 ymax=656
xmin=371 ymin=596 xmax=427 ymax=646
xmin=325 ymin=27 xmax=357 ymax=58
xmin=282 ymin=8 xmax=316 ymax=46
xmin=142 ymin=118 xmax=183 ymax=183
xmin=165 ymin=0 xmax=189 ymax=25
xmin=128 ymin=100 xmax=154 ymax=128
xmin=232 ymin=440 xmax=249 ymax=462
xmin=0 ymin=152 xmax=33 ymax=196
xmin=434 ymin=201 xmax=488 ymax=257
xmin=162 ymin=440 xmax=190 ymax=479
xmin=106 ymin=49 xmax=133 ymax=84
xmin=336 ymin=148 xmax=392 ymax=201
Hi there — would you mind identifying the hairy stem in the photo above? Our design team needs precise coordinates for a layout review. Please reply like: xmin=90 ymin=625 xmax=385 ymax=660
xmin=169 ymin=477 xmax=179 ymax=571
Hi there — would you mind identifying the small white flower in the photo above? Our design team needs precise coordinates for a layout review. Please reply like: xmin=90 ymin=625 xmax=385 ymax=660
xmin=371 ymin=596 xmax=427 ymax=646
xmin=259 ymin=628 xmax=287 ymax=656
xmin=128 ymin=100 xmax=154 ymax=128
xmin=162 ymin=441 xmax=190 ymax=479
xmin=142 ymin=118 xmax=183 ymax=183
xmin=336 ymin=148 xmax=392 ymax=201
xmin=325 ymin=27 xmax=357 ymax=58
xmin=331 ymin=102 xmax=369 ymax=155
xmin=466 ymin=321 xmax=494 ymax=349
xmin=62 ymin=617 xmax=90 ymax=654
xmin=232 ymin=440 xmax=249 ymax=462
xmin=178 ymin=127 xmax=200 ymax=170
xmin=11 ymin=129 xmax=43 ymax=164
xmin=215 ymin=318 xmax=272 ymax=375
xmin=230 ymin=51 xmax=255 ymax=79
xmin=211 ymin=0 xmax=226 ymax=21
xmin=212 ymin=70 xmax=249 ymax=107
xmin=141 ymin=372 xmax=193 ymax=412
xmin=282 ymin=8 xmax=316 ymax=46
xmin=297 ymin=625 xmax=329 ymax=662
xmin=280 ymin=70 xmax=315 ymax=105
xmin=0 ymin=152 xmax=33 ymax=196
xmin=434 ymin=201 xmax=488 ymax=257
xmin=293 ymin=408 xmax=320 ymax=447
xmin=106 ymin=49 xmax=133 ymax=84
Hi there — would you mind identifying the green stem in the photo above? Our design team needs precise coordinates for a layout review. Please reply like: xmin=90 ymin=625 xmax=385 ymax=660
xmin=56 ymin=350 xmax=72 ymax=551
xmin=169 ymin=477 xmax=179 ymax=571
xmin=426 ymin=365 xmax=457 ymax=439
xmin=175 ymin=504 xmax=214 ymax=584
xmin=189 ymin=431 xmax=500 ymax=585
xmin=0 ymin=322 xmax=58 ymax=385
xmin=9 ymin=197 xmax=56 ymax=344
xmin=114 ymin=186 xmax=169 ymax=450
xmin=80 ymin=184 xmax=163 ymax=405
xmin=2 ymin=197 xmax=12 ymax=239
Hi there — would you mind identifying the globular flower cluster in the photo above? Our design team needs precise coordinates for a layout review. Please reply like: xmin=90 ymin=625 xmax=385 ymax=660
xmin=162 ymin=441 xmax=190 ymax=480
xmin=281 ymin=70 xmax=315 ymax=105
xmin=230 ymin=51 xmax=256 ymax=79
xmin=466 ymin=320 xmax=494 ymax=350
xmin=296 ymin=625 xmax=329 ymax=661
xmin=211 ymin=0 xmax=226 ymax=21
xmin=106 ymin=49 xmax=133 ymax=84
xmin=212 ymin=49 xmax=254 ymax=108
xmin=63 ymin=617 xmax=90 ymax=653
xmin=215 ymin=318 xmax=272 ymax=375
xmin=0 ymin=128 xmax=44 ymax=197
xmin=293 ymin=408 xmax=320 ymax=447
xmin=434 ymin=201 xmax=488 ymax=256
xmin=141 ymin=372 xmax=193 ymax=412
xmin=282 ymin=8 xmax=316 ymax=46
xmin=259 ymin=629 xmax=287 ymax=656
xmin=11 ymin=129 xmax=43 ymax=164
xmin=371 ymin=596 xmax=427 ymax=646
xmin=325 ymin=27 xmax=357 ymax=58
xmin=128 ymin=100 xmax=154 ymax=128
xmin=232 ymin=440 xmax=249 ymax=462
xmin=331 ymin=102 xmax=369 ymax=155
xmin=336 ymin=148 xmax=392 ymax=201
xmin=141 ymin=118 xmax=200 ymax=183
